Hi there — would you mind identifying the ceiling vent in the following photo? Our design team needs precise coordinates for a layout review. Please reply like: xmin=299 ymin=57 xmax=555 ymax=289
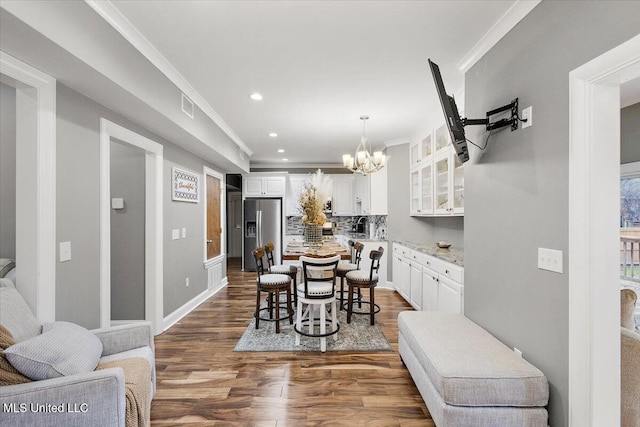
xmin=181 ymin=93 xmax=194 ymax=119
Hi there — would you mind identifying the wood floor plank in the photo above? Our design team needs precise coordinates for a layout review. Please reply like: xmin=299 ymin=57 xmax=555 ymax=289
xmin=150 ymin=258 xmax=431 ymax=425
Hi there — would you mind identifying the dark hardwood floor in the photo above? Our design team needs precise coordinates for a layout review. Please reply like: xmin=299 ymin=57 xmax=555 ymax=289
xmin=151 ymin=258 xmax=433 ymax=426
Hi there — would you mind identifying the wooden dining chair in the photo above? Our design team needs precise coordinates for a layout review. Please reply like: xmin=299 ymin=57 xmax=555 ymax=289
xmin=294 ymin=255 xmax=340 ymax=352
xmin=345 ymin=247 xmax=384 ymax=325
xmin=264 ymin=242 xmax=298 ymax=305
xmin=336 ymin=241 xmax=363 ymax=309
xmin=252 ymin=247 xmax=293 ymax=333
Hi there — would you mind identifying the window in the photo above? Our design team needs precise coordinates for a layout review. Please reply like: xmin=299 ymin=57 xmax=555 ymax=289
xmin=621 ymin=162 xmax=640 ymax=227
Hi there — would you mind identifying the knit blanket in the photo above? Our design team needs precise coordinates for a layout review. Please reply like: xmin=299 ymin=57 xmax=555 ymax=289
xmin=97 ymin=357 xmax=151 ymax=427
xmin=0 ymin=325 xmax=32 ymax=386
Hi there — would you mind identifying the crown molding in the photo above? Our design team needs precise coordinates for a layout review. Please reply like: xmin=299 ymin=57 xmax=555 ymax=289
xmin=457 ymin=0 xmax=541 ymax=74
xmin=85 ymin=0 xmax=253 ymax=157
xmin=383 ymin=138 xmax=409 ymax=148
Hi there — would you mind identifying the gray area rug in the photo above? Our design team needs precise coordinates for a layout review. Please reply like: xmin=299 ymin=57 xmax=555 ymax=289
xmin=234 ymin=305 xmax=393 ymax=352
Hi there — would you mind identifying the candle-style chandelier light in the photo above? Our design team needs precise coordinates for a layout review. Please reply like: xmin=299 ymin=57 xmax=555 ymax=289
xmin=342 ymin=115 xmax=386 ymax=175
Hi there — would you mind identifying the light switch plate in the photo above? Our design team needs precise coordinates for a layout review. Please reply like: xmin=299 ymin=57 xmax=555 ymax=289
xmin=59 ymin=241 xmax=71 ymax=262
xmin=172 ymin=229 xmax=180 ymax=240
xmin=538 ymin=247 xmax=563 ymax=273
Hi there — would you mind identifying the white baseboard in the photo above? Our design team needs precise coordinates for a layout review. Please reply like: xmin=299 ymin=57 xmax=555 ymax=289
xmin=378 ymin=282 xmax=394 ymax=290
xmin=162 ymin=276 xmax=227 ymax=332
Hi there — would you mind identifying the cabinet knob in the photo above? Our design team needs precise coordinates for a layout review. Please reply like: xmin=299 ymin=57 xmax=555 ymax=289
xmin=445 ymin=269 xmax=449 ymax=274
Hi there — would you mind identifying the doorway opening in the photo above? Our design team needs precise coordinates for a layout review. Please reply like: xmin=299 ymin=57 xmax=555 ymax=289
xmin=99 ymin=118 xmax=163 ymax=335
xmin=226 ymin=174 xmax=243 ymax=263
xmin=0 ymin=52 xmax=56 ymax=322
xmin=203 ymin=167 xmax=225 ymax=291
xmin=568 ymin=34 xmax=640 ymax=425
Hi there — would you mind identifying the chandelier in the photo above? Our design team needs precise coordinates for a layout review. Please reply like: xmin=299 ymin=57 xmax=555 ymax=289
xmin=342 ymin=115 xmax=386 ymax=175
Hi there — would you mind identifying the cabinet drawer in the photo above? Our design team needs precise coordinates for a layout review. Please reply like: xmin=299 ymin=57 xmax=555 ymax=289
xmin=393 ymin=243 xmax=410 ymax=258
xmin=433 ymin=261 xmax=463 ymax=284
xmin=411 ymin=251 xmax=440 ymax=271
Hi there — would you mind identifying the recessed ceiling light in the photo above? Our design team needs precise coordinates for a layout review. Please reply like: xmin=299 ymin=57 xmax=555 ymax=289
xmin=249 ymin=92 xmax=263 ymax=101
xmin=269 ymin=133 xmax=278 ymax=138
xmin=277 ymin=149 xmax=285 ymax=153
xmin=282 ymin=158 xmax=288 ymax=161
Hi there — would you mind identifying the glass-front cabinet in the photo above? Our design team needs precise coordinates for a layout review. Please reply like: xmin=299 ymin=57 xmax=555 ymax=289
xmin=435 ymin=124 xmax=451 ymax=152
xmin=434 ymin=151 xmax=450 ymax=215
xmin=410 ymin=169 xmax=421 ymax=215
xmin=409 ymin=122 xmax=463 ymax=217
xmin=409 ymin=134 xmax=434 ymax=167
xmin=421 ymin=162 xmax=433 ymax=215
xmin=452 ymin=153 xmax=464 ymax=213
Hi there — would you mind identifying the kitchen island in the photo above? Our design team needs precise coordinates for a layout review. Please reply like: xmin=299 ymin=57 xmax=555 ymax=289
xmin=283 ymin=240 xmax=351 ymax=261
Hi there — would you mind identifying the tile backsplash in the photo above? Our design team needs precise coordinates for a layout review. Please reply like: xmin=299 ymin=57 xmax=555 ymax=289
xmin=286 ymin=215 xmax=388 ymax=240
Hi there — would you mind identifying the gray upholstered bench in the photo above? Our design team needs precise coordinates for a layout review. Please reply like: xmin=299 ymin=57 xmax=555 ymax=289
xmin=398 ymin=311 xmax=549 ymax=427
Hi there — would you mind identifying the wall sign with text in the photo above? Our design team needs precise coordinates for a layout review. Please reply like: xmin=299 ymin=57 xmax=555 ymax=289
xmin=172 ymin=167 xmax=199 ymax=203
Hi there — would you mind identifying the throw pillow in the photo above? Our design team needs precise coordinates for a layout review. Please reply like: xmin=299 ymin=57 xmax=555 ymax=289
xmin=0 ymin=325 xmax=32 ymax=386
xmin=4 ymin=321 xmax=103 ymax=381
xmin=621 ymin=289 xmax=637 ymax=331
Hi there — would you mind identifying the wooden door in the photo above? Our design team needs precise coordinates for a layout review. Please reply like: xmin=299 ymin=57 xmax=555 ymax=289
xmin=207 ymin=175 xmax=221 ymax=260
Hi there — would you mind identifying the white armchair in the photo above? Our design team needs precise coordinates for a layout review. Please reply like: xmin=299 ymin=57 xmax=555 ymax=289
xmin=0 ymin=279 xmax=155 ymax=427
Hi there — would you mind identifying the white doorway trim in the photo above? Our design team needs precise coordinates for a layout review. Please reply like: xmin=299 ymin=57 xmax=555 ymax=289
xmin=0 ymin=51 xmax=56 ymax=322
xmin=568 ymin=34 xmax=640 ymax=426
xmin=99 ymin=118 xmax=164 ymax=335
xmin=203 ymin=166 xmax=226 ymax=267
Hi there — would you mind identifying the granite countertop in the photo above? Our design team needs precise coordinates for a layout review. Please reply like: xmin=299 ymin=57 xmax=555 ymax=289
xmin=393 ymin=240 xmax=464 ymax=267
xmin=339 ymin=232 xmax=387 ymax=242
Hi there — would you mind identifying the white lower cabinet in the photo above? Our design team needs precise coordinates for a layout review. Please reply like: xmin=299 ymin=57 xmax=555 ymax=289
xmin=392 ymin=254 xmax=411 ymax=300
xmin=421 ymin=267 xmax=439 ymax=311
xmin=410 ymin=263 xmax=422 ymax=310
xmin=438 ymin=276 xmax=464 ymax=314
xmin=392 ymin=243 xmax=463 ymax=314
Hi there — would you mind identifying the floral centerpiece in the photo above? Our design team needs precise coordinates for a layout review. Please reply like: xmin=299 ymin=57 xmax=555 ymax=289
xmin=299 ymin=169 xmax=332 ymax=244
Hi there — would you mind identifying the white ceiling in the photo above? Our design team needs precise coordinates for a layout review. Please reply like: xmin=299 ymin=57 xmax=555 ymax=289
xmin=111 ymin=0 xmax=522 ymax=166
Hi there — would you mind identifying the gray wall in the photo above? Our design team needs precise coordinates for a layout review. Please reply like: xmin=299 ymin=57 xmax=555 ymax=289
xmin=621 ymin=102 xmax=640 ymax=164
xmin=56 ymin=83 xmax=223 ymax=328
xmin=110 ymin=140 xmax=145 ymax=320
xmin=463 ymin=2 xmax=640 ymax=426
xmin=0 ymin=83 xmax=16 ymax=259
xmin=386 ymin=143 xmax=464 ymax=277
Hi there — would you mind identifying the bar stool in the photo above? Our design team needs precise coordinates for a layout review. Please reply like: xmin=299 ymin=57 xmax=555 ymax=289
xmin=252 ymin=247 xmax=294 ymax=333
xmin=336 ymin=241 xmax=364 ymax=309
xmin=345 ymin=247 xmax=384 ymax=325
xmin=294 ymin=255 xmax=340 ymax=352
xmin=264 ymin=242 xmax=298 ymax=305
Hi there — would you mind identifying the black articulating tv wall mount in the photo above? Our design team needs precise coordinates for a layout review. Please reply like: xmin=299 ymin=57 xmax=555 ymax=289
xmin=462 ymin=98 xmax=519 ymax=132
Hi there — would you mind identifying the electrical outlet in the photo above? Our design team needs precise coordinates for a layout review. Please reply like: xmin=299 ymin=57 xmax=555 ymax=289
xmin=182 ymin=227 xmax=186 ymax=238
xmin=514 ymin=348 xmax=523 ymax=358
xmin=185 ymin=277 xmax=190 ymax=287
xmin=538 ymin=248 xmax=563 ymax=273
xmin=522 ymin=106 xmax=532 ymax=128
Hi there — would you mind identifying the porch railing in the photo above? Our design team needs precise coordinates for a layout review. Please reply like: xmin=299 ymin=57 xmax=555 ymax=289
xmin=621 ymin=236 xmax=640 ymax=283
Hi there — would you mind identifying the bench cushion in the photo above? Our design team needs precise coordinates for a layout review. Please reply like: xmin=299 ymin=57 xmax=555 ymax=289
xmin=398 ymin=311 xmax=548 ymax=407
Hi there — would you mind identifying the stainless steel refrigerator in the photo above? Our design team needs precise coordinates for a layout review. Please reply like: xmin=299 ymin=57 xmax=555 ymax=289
xmin=243 ymin=198 xmax=282 ymax=271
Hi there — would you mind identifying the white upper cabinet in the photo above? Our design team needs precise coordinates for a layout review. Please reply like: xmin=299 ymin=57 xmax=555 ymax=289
xmin=286 ymin=175 xmax=307 ymax=216
xmin=353 ymin=167 xmax=388 ymax=215
xmin=410 ymin=122 xmax=463 ymax=217
xmin=243 ymin=174 xmax=286 ymax=197
xmin=409 ymin=134 xmax=433 ymax=167
xmin=332 ymin=175 xmax=354 ymax=216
